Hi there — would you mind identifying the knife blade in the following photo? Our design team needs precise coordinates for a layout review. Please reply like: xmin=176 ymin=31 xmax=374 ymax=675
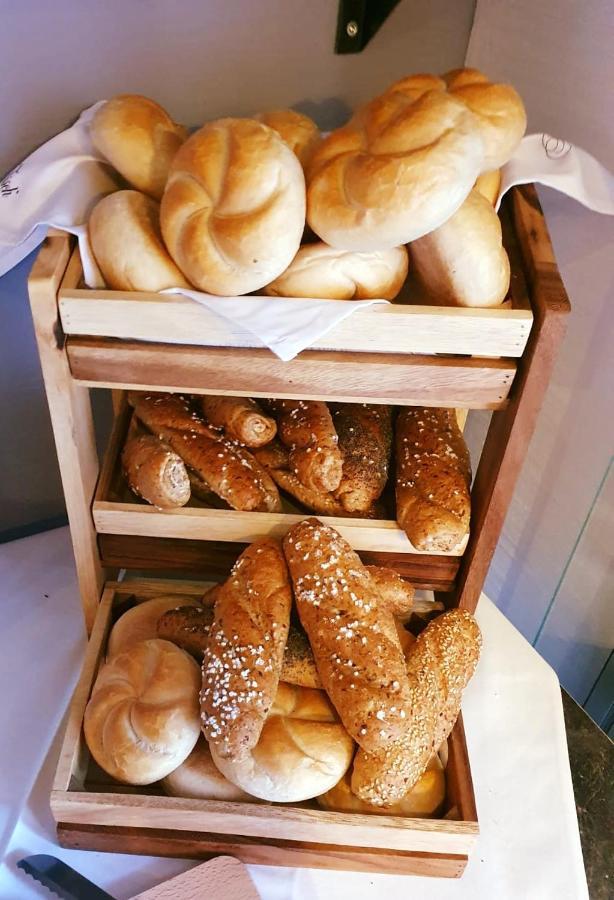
xmin=17 ymin=855 xmax=116 ymax=900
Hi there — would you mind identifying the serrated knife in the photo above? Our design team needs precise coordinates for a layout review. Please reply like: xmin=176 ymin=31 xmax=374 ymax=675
xmin=17 ymin=855 xmax=115 ymax=900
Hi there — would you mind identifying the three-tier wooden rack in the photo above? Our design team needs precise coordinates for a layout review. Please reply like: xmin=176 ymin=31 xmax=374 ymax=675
xmin=28 ymin=185 xmax=569 ymax=878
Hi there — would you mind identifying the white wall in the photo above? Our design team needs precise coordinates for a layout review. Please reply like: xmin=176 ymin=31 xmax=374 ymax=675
xmin=0 ymin=0 xmax=476 ymax=534
xmin=466 ymin=0 xmax=614 ymax=703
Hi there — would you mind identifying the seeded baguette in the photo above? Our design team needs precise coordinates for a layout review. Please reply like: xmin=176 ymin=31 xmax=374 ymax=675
xmin=351 ymin=608 xmax=481 ymax=806
xmin=332 ymin=404 xmax=393 ymax=513
xmin=395 ymin=407 xmax=471 ymax=551
xmin=267 ymin=399 xmax=343 ymax=493
xmin=283 ymin=518 xmax=413 ymax=753
xmin=200 ymin=538 xmax=292 ymax=758
xmin=128 ymin=391 xmax=281 ymax=512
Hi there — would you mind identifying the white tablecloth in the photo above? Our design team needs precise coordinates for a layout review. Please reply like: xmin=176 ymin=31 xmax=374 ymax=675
xmin=0 ymin=527 xmax=588 ymax=899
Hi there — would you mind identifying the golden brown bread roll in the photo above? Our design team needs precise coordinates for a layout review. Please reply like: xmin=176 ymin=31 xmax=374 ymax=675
xmin=161 ymin=737 xmax=256 ymax=802
xmin=351 ymin=609 xmax=481 ymax=806
xmin=332 ymin=404 xmax=393 ymax=513
xmin=201 ymin=539 xmax=292 ymax=759
xmin=253 ymin=440 xmax=378 ymax=518
xmin=306 ymin=68 xmax=525 ymax=250
xmin=89 ymin=191 xmax=190 ymax=292
xmin=157 ymin=603 xmax=323 ymax=690
xmin=318 ymin=752 xmax=445 ymax=817
xmin=90 ymin=95 xmax=187 ymax=199
xmin=107 ymin=595 xmax=201 ymax=659
xmin=121 ymin=433 xmax=190 ymax=509
xmin=265 ymin=244 xmax=408 ymax=300
xmin=210 ymin=682 xmax=354 ymax=802
xmin=160 ymin=118 xmax=306 ymax=295
xmin=255 ymin=109 xmax=321 ymax=168
xmin=128 ymin=392 xmax=281 ymax=512
xmin=395 ymin=407 xmax=471 ymax=552
xmin=410 ymin=189 xmax=510 ymax=308
xmin=474 ymin=169 xmax=501 ymax=206
xmin=364 ymin=566 xmax=415 ymax=618
xmin=267 ymin=400 xmax=343 ymax=494
xmin=283 ymin=518 xmax=413 ymax=753
xmin=200 ymin=396 xmax=277 ymax=447
xmin=84 ymin=639 xmax=201 ymax=784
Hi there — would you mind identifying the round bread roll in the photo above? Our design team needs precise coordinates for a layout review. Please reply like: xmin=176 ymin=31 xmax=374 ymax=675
xmin=443 ymin=68 xmax=526 ymax=171
xmin=474 ymin=169 xmax=501 ymax=206
xmin=161 ymin=738 xmax=256 ymax=802
xmin=84 ymin=639 xmax=201 ymax=784
xmin=160 ymin=118 xmax=306 ymax=295
xmin=307 ymin=89 xmax=483 ymax=250
xmin=90 ymin=94 xmax=188 ymax=199
xmin=210 ymin=683 xmax=354 ymax=802
xmin=256 ymin=109 xmax=320 ymax=168
xmin=107 ymin=594 xmax=201 ymax=659
xmin=410 ymin=189 xmax=510 ymax=308
xmin=89 ymin=191 xmax=191 ymax=292
xmin=318 ymin=753 xmax=445 ymax=817
xmin=265 ymin=243 xmax=408 ymax=300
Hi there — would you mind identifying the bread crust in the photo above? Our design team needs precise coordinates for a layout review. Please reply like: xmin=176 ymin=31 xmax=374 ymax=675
xmin=332 ymin=404 xmax=393 ymax=513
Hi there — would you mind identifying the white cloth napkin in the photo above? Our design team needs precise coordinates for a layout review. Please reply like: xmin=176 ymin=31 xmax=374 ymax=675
xmin=1 ymin=104 xmax=613 ymax=360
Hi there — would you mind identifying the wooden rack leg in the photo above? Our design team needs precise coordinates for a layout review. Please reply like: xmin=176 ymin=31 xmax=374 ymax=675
xmin=450 ymin=186 xmax=571 ymax=613
xmin=29 ymin=233 xmax=105 ymax=631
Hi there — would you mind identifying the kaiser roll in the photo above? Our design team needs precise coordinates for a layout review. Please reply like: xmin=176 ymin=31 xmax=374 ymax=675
xmin=318 ymin=752 xmax=445 ymax=817
xmin=410 ymin=189 xmax=510 ymax=308
xmin=106 ymin=594 xmax=201 ymax=659
xmin=210 ymin=683 xmax=355 ymax=802
xmin=89 ymin=190 xmax=191 ymax=292
xmin=161 ymin=737 xmax=256 ymax=802
xmin=84 ymin=639 xmax=201 ymax=784
xmin=265 ymin=243 xmax=408 ymax=300
xmin=90 ymin=94 xmax=188 ymax=199
xmin=256 ymin=109 xmax=320 ymax=168
xmin=160 ymin=118 xmax=306 ymax=295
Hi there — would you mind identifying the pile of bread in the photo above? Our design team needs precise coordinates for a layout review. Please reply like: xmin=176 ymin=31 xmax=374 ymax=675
xmin=84 ymin=519 xmax=481 ymax=813
xmin=88 ymin=68 xmax=526 ymax=308
xmin=122 ymin=392 xmax=471 ymax=552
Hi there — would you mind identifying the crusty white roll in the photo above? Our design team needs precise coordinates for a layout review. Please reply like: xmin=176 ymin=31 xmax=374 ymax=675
xmin=90 ymin=94 xmax=188 ymax=199
xmin=89 ymin=190 xmax=190 ymax=292
xmin=84 ymin=639 xmax=201 ymax=785
xmin=210 ymin=683 xmax=354 ymax=802
xmin=306 ymin=88 xmax=483 ymax=250
xmin=107 ymin=595 xmax=201 ymax=659
xmin=160 ymin=118 xmax=306 ymax=295
xmin=161 ymin=738 xmax=256 ymax=802
xmin=265 ymin=243 xmax=408 ymax=300
xmin=410 ymin=189 xmax=510 ymax=308
xmin=318 ymin=753 xmax=445 ymax=817
xmin=256 ymin=109 xmax=320 ymax=168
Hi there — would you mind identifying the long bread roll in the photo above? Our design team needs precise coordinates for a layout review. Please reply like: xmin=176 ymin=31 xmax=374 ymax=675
xmin=351 ymin=609 xmax=481 ymax=806
xmin=200 ymin=539 xmax=292 ymax=758
xmin=200 ymin=396 xmax=277 ymax=447
xmin=395 ymin=407 xmax=471 ymax=551
xmin=332 ymin=404 xmax=393 ymax=513
xmin=266 ymin=400 xmax=343 ymax=493
xmin=121 ymin=434 xmax=190 ymax=509
xmin=283 ymin=518 xmax=412 ymax=752
xmin=128 ymin=392 xmax=281 ymax=512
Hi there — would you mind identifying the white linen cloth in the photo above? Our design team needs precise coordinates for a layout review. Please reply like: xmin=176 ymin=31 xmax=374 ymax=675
xmin=1 ymin=103 xmax=613 ymax=360
xmin=0 ymin=527 xmax=588 ymax=899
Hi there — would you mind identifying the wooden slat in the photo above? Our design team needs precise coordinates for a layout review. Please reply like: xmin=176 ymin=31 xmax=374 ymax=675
xmin=92 ymin=503 xmax=468 ymax=556
xmin=57 ymin=823 xmax=468 ymax=877
xmin=28 ymin=233 xmax=105 ymax=631
xmin=67 ymin=338 xmax=516 ymax=409
xmin=98 ymin=534 xmax=461 ymax=590
xmin=450 ymin=185 xmax=571 ymax=613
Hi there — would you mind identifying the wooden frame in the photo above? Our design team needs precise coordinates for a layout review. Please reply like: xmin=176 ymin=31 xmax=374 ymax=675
xmin=27 ymin=186 xmax=570 ymax=875
xmin=51 ymin=579 xmax=478 ymax=877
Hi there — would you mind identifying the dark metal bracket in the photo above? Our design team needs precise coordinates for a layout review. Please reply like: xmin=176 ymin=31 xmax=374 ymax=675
xmin=335 ymin=0 xmax=402 ymax=54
